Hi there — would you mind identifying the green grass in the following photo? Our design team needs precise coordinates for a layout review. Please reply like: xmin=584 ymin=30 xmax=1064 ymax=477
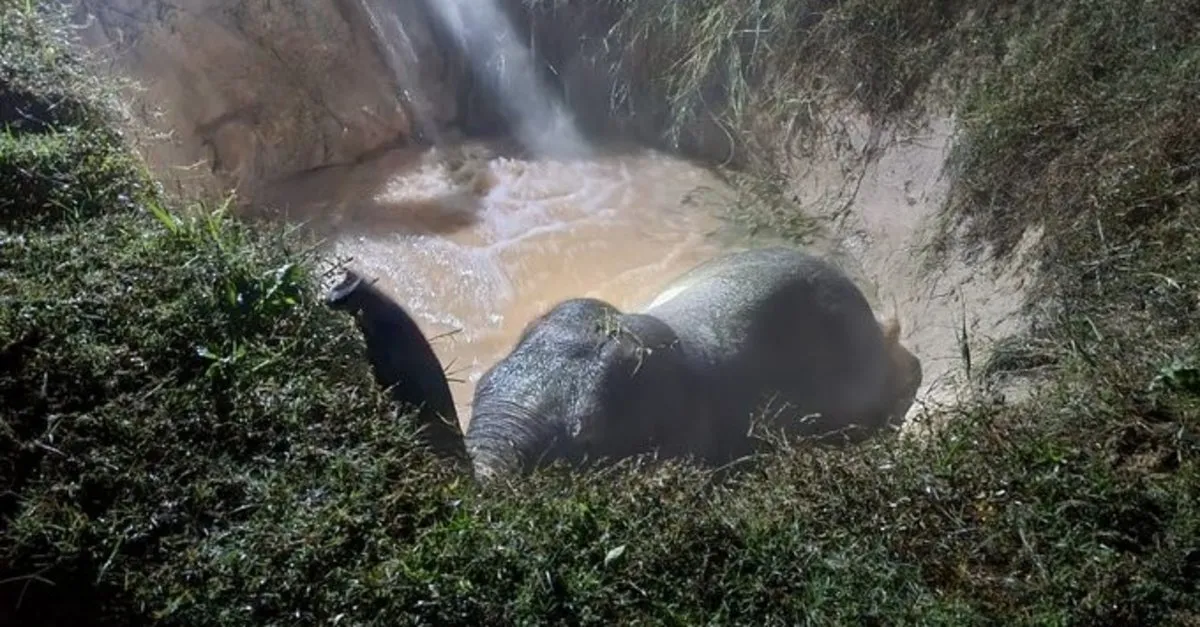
xmin=3 ymin=0 xmax=1200 ymax=624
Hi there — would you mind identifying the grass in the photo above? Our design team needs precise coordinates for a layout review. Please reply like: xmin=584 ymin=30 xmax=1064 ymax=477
xmin=2 ymin=0 xmax=1200 ymax=624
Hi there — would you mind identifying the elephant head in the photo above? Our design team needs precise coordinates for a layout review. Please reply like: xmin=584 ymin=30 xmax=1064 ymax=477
xmin=327 ymin=275 xmax=700 ymax=480
xmin=464 ymin=297 xmax=700 ymax=480
xmin=325 ymin=270 xmax=467 ymax=461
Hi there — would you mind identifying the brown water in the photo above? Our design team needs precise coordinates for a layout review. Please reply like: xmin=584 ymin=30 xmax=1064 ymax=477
xmin=257 ymin=141 xmax=731 ymax=426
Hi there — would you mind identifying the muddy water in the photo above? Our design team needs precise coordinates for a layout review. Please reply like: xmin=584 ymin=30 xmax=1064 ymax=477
xmin=258 ymin=142 xmax=731 ymax=427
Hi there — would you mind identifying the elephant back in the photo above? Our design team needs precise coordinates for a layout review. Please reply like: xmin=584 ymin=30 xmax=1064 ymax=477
xmin=643 ymin=247 xmax=895 ymax=440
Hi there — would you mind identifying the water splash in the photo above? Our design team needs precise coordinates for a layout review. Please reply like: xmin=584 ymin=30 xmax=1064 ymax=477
xmin=421 ymin=0 xmax=592 ymax=160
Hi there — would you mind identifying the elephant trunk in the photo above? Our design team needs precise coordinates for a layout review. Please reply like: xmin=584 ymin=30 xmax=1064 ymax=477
xmin=327 ymin=271 xmax=468 ymax=462
xmin=464 ymin=398 xmax=573 ymax=481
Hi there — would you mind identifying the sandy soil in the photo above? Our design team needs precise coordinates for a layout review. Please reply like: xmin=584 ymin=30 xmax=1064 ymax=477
xmin=777 ymin=111 xmax=1041 ymax=431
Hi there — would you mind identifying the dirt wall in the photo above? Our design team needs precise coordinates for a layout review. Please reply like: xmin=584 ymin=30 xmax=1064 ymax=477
xmin=69 ymin=0 xmax=468 ymax=196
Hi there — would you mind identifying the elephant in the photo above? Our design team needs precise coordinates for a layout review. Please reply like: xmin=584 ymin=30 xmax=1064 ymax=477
xmin=328 ymin=246 xmax=923 ymax=481
xmin=326 ymin=271 xmax=467 ymax=461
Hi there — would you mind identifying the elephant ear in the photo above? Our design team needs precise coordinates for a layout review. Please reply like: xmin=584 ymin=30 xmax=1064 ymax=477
xmin=588 ymin=313 xmax=686 ymax=452
xmin=596 ymin=313 xmax=676 ymax=378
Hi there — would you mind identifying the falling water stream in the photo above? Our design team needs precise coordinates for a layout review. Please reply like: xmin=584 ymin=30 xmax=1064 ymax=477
xmin=418 ymin=0 xmax=592 ymax=158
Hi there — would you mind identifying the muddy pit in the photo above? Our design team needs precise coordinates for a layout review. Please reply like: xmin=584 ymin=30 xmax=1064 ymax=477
xmin=258 ymin=118 xmax=1036 ymax=433
xmin=73 ymin=0 xmax=1035 ymax=435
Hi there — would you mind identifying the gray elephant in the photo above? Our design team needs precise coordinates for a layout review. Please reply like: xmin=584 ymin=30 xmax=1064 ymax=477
xmin=326 ymin=271 xmax=467 ymax=462
xmin=329 ymin=246 xmax=922 ymax=480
